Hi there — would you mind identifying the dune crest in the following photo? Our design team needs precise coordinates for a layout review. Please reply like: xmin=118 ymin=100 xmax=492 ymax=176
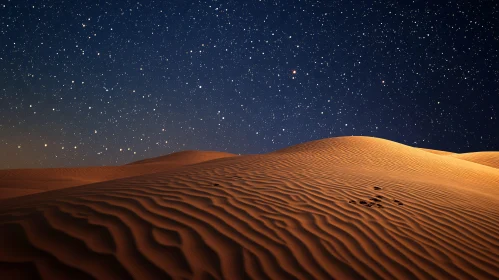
xmin=419 ymin=148 xmax=456 ymax=156
xmin=0 ymin=150 xmax=237 ymax=200
xmin=1 ymin=136 xmax=499 ymax=279
xmin=127 ymin=150 xmax=237 ymax=165
xmin=448 ymin=152 xmax=499 ymax=169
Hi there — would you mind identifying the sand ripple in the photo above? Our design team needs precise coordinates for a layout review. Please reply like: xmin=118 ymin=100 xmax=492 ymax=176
xmin=1 ymin=137 xmax=499 ymax=279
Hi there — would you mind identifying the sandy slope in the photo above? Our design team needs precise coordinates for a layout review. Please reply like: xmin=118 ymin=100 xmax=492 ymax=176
xmin=448 ymin=152 xmax=499 ymax=169
xmin=419 ymin=148 xmax=499 ymax=169
xmin=0 ymin=151 xmax=236 ymax=200
xmin=1 ymin=136 xmax=499 ymax=279
xmin=127 ymin=150 xmax=236 ymax=165
xmin=419 ymin=148 xmax=456 ymax=156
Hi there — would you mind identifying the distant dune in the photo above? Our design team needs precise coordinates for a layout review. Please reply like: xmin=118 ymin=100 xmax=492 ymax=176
xmin=1 ymin=137 xmax=498 ymax=279
xmin=0 ymin=150 xmax=236 ymax=200
xmin=449 ymin=152 xmax=499 ymax=169
xmin=127 ymin=150 xmax=237 ymax=165
xmin=418 ymin=148 xmax=456 ymax=156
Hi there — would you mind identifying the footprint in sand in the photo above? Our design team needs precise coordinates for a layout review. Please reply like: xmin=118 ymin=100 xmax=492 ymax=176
xmin=359 ymin=201 xmax=375 ymax=207
xmin=353 ymin=199 xmax=383 ymax=208
xmin=393 ymin=199 xmax=404 ymax=206
xmin=374 ymin=186 xmax=382 ymax=190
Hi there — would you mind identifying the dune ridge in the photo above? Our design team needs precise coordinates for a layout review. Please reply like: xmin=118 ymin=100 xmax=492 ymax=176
xmin=448 ymin=152 xmax=499 ymax=169
xmin=419 ymin=148 xmax=499 ymax=169
xmin=1 ymin=136 xmax=499 ymax=279
xmin=127 ymin=150 xmax=236 ymax=165
xmin=419 ymin=148 xmax=456 ymax=156
xmin=0 ymin=150 xmax=236 ymax=200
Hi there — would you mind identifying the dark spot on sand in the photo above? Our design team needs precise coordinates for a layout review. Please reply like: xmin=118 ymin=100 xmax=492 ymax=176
xmin=374 ymin=186 xmax=382 ymax=190
xmin=393 ymin=199 xmax=403 ymax=205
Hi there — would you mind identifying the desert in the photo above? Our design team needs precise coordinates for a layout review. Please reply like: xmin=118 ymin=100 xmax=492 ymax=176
xmin=1 ymin=136 xmax=498 ymax=279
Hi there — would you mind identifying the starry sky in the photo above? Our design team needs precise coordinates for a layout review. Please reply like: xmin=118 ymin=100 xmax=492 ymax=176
xmin=1 ymin=0 xmax=498 ymax=169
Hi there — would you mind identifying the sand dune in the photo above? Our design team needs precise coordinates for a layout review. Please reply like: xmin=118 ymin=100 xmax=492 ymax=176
xmin=419 ymin=148 xmax=499 ymax=169
xmin=448 ymin=152 xmax=499 ymax=169
xmin=127 ymin=150 xmax=236 ymax=165
xmin=1 ymin=136 xmax=499 ymax=279
xmin=0 ymin=150 xmax=236 ymax=200
xmin=419 ymin=148 xmax=456 ymax=156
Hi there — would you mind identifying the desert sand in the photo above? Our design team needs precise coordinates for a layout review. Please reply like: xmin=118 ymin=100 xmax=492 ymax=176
xmin=0 ymin=151 xmax=236 ymax=200
xmin=1 ymin=136 xmax=498 ymax=279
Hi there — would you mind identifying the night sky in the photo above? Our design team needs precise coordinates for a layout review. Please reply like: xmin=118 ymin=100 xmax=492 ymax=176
xmin=1 ymin=0 xmax=498 ymax=169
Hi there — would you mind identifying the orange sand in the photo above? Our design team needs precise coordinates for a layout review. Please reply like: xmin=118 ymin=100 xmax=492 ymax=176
xmin=0 ymin=151 xmax=236 ymax=200
xmin=1 ymin=136 xmax=498 ymax=279
xmin=449 ymin=152 xmax=499 ymax=169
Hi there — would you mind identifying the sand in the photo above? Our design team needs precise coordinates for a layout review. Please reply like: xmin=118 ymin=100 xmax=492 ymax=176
xmin=0 ymin=136 xmax=498 ymax=279
xmin=0 ymin=151 xmax=236 ymax=200
xmin=449 ymin=152 xmax=499 ymax=169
